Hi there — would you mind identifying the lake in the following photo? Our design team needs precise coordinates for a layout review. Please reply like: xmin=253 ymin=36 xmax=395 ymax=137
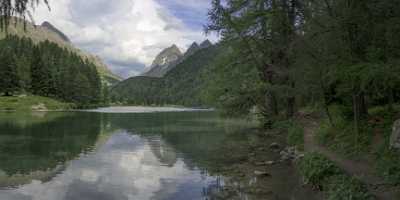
xmin=0 ymin=108 xmax=316 ymax=200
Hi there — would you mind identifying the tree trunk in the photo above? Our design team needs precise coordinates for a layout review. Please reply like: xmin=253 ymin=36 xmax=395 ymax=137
xmin=4 ymin=91 xmax=11 ymax=96
xmin=360 ymin=92 xmax=368 ymax=118
xmin=286 ymin=80 xmax=296 ymax=118
xmin=270 ymin=92 xmax=279 ymax=116
xmin=287 ymin=97 xmax=295 ymax=118
xmin=388 ymin=89 xmax=394 ymax=112
xmin=323 ymin=94 xmax=334 ymax=127
xmin=353 ymin=93 xmax=360 ymax=135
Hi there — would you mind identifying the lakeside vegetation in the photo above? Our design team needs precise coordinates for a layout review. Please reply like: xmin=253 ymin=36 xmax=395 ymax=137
xmin=299 ymin=153 xmax=373 ymax=199
xmin=0 ymin=95 xmax=73 ymax=111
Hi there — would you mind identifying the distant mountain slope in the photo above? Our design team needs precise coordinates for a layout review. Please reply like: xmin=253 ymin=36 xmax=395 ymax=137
xmin=41 ymin=21 xmax=71 ymax=43
xmin=141 ymin=40 xmax=214 ymax=78
xmin=142 ymin=44 xmax=183 ymax=78
xmin=111 ymin=43 xmax=224 ymax=106
xmin=0 ymin=18 xmax=122 ymax=85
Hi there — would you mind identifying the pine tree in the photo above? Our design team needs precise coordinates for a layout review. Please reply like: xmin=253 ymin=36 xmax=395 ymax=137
xmin=0 ymin=47 xmax=19 ymax=96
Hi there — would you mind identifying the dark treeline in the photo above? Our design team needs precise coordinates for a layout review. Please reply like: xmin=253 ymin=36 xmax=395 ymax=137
xmin=0 ymin=35 xmax=102 ymax=106
xmin=204 ymin=0 xmax=400 ymax=128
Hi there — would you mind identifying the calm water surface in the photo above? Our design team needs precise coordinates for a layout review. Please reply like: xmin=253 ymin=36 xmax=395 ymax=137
xmin=0 ymin=108 xmax=312 ymax=200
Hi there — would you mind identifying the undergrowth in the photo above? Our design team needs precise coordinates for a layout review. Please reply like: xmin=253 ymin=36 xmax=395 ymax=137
xmin=299 ymin=153 xmax=375 ymax=200
xmin=316 ymin=104 xmax=400 ymax=185
xmin=272 ymin=120 xmax=304 ymax=150
xmin=287 ymin=122 xmax=304 ymax=150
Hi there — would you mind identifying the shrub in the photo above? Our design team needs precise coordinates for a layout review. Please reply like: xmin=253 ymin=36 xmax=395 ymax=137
xmin=325 ymin=175 xmax=374 ymax=200
xmin=287 ymin=123 xmax=304 ymax=150
xmin=298 ymin=153 xmax=341 ymax=188
xmin=299 ymin=153 xmax=375 ymax=199
xmin=376 ymin=147 xmax=400 ymax=185
xmin=272 ymin=119 xmax=294 ymax=131
xmin=316 ymin=105 xmax=375 ymax=156
xmin=316 ymin=120 xmax=335 ymax=145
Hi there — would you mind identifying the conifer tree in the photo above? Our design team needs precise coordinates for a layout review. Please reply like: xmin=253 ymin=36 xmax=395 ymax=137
xmin=0 ymin=47 xmax=19 ymax=96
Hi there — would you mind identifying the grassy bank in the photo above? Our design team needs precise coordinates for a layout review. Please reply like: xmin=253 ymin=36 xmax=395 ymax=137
xmin=299 ymin=153 xmax=374 ymax=200
xmin=0 ymin=95 xmax=74 ymax=112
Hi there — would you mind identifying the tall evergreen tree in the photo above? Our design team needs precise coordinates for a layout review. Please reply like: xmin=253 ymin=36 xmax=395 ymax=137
xmin=0 ymin=47 xmax=19 ymax=96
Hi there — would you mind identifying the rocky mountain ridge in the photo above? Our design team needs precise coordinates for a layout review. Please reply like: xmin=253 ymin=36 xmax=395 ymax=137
xmin=142 ymin=40 xmax=213 ymax=78
xmin=41 ymin=21 xmax=71 ymax=43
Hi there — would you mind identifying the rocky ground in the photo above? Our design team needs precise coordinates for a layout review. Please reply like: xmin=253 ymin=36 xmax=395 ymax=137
xmin=206 ymin=129 xmax=320 ymax=200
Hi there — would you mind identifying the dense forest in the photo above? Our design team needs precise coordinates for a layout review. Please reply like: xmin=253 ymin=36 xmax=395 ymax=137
xmin=0 ymin=35 xmax=103 ymax=106
xmin=201 ymin=0 xmax=400 ymax=120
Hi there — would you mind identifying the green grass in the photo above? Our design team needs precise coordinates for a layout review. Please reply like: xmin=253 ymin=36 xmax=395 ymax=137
xmin=271 ymin=120 xmax=305 ymax=150
xmin=0 ymin=95 xmax=74 ymax=111
xmin=298 ymin=153 xmax=374 ymax=199
xmin=325 ymin=175 xmax=374 ymax=200
xmin=298 ymin=153 xmax=342 ymax=188
xmin=287 ymin=122 xmax=305 ymax=150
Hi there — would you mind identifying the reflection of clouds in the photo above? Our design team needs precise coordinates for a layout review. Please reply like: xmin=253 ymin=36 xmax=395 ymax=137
xmin=0 ymin=132 xmax=216 ymax=200
xmin=80 ymin=169 xmax=99 ymax=183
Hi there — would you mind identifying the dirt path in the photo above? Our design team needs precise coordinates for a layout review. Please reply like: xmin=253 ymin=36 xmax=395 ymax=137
xmin=301 ymin=117 xmax=400 ymax=200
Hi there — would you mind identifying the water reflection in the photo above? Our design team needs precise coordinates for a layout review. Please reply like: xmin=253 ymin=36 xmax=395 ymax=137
xmin=0 ymin=111 xmax=238 ymax=200
xmin=0 ymin=112 xmax=100 ymax=188
xmin=0 ymin=110 xmax=310 ymax=200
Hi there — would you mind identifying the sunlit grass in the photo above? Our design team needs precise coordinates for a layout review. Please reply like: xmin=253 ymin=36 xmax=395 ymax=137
xmin=0 ymin=95 xmax=74 ymax=111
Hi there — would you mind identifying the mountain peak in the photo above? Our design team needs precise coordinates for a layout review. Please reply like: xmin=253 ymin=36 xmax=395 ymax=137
xmin=184 ymin=42 xmax=200 ymax=58
xmin=41 ymin=21 xmax=71 ymax=43
xmin=143 ymin=44 xmax=183 ymax=77
xmin=171 ymin=44 xmax=179 ymax=49
xmin=200 ymin=40 xmax=212 ymax=49
xmin=189 ymin=42 xmax=199 ymax=48
xmin=160 ymin=44 xmax=182 ymax=56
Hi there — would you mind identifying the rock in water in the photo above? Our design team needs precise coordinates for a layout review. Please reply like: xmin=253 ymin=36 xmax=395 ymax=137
xmin=390 ymin=119 xmax=400 ymax=149
xmin=254 ymin=170 xmax=270 ymax=177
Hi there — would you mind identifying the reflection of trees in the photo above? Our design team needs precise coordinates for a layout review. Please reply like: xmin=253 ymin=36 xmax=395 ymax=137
xmin=106 ymin=111 xmax=248 ymax=172
xmin=0 ymin=112 xmax=101 ymax=186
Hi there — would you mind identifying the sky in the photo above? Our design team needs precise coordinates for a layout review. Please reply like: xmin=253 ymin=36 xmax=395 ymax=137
xmin=33 ymin=0 xmax=217 ymax=78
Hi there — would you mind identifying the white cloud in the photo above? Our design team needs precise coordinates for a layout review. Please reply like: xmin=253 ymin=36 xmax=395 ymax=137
xmin=32 ymin=0 xmax=217 ymax=78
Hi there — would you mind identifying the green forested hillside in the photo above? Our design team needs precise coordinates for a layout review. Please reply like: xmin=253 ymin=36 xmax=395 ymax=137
xmin=111 ymin=76 xmax=162 ymax=105
xmin=0 ymin=18 xmax=121 ymax=85
xmin=0 ymin=35 xmax=102 ymax=106
xmin=111 ymin=44 xmax=223 ymax=106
